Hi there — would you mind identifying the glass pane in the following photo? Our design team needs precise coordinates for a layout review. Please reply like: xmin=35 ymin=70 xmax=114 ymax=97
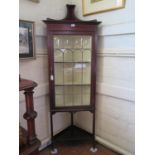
xmin=55 ymin=86 xmax=63 ymax=94
xmin=54 ymin=50 xmax=63 ymax=62
xmin=64 ymin=86 xmax=73 ymax=95
xmin=62 ymin=36 xmax=73 ymax=48
xmin=73 ymin=86 xmax=82 ymax=94
xmin=73 ymin=49 xmax=82 ymax=62
xmin=53 ymin=36 xmax=60 ymax=49
xmin=54 ymin=63 xmax=63 ymax=85
xmin=82 ymin=63 xmax=91 ymax=84
xmin=53 ymin=35 xmax=92 ymax=107
xmin=82 ymin=86 xmax=90 ymax=106
xmin=64 ymin=63 xmax=73 ymax=84
xmin=83 ymin=49 xmax=91 ymax=62
xmin=82 ymin=94 xmax=90 ymax=105
xmin=73 ymin=95 xmax=82 ymax=106
xmin=73 ymin=63 xmax=82 ymax=84
xmin=83 ymin=36 xmax=92 ymax=49
xmin=64 ymin=49 xmax=72 ymax=62
xmin=55 ymin=95 xmax=64 ymax=107
xmin=73 ymin=36 xmax=83 ymax=49
xmin=82 ymin=85 xmax=90 ymax=94
xmin=64 ymin=95 xmax=73 ymax=106
xmin=73 ymin=86 xmax=82 ymax=106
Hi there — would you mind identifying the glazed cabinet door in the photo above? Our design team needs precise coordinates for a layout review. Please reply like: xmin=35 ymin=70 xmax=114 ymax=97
xmin=51 ymin=34 xmax=93 ymax=108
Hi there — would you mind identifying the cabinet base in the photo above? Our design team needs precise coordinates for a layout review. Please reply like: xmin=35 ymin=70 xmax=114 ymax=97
xmin=53 ymin=125 xmax=93 ymax=143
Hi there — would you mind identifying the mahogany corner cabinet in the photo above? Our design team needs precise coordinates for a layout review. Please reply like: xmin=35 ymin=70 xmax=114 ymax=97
xmin=43 ymin=4 xmax=101 ymax=154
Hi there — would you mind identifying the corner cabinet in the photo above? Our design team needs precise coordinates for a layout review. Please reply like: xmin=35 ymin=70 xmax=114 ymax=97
xmin=43 ymin=4 xmax=101 ymax=154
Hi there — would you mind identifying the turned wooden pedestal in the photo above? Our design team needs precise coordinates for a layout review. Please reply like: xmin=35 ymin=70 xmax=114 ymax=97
xmin=19 ymin=78 xmax=41 ymax=155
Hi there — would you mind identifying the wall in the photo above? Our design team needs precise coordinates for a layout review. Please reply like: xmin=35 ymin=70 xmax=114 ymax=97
xmin=71 ymin=0 xmax=135 ymax=155
xmin=19 ymin=0 xmax=70 ymax=150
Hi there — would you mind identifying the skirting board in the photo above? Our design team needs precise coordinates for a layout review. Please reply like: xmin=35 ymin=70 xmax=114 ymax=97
xmin=96 ymin=136 xmax=134 ymax=155
xmin=39 ymin=127 xmax=71 ymax=151
xmin=39 ymin=137 xmax=51 ymax=151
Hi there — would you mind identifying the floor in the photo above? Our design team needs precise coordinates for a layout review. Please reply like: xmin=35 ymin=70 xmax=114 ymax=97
xmin=39 ymin=142 xmax=120 ymax=155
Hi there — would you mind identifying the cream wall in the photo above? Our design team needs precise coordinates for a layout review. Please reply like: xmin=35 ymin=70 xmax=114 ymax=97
xmin=19 ymin=0 xmax=135 ymax=154
xmin=72 ymin=0 xmax=135 ymax=155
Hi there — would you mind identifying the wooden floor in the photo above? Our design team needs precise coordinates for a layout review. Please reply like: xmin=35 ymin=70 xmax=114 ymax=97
xmin=39 ymin=142 xmax=120 ymax=155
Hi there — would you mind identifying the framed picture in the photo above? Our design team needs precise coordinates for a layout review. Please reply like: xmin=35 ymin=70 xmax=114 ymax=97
xmin=19 ymin=20 xmax=35 ymax=59
xmin=82 ymin=0 xmax=125 ymax=16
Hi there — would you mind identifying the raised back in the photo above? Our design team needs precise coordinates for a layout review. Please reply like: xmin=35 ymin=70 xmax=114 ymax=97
xmin=43 ymin=4 xmax=101 ymax=25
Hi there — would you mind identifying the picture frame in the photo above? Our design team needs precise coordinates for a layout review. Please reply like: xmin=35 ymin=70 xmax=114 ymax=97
xmin=19 ymin=20 xmax=35 ymax=59
xmin=82 ymin=0 xmax=125 ymax=16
